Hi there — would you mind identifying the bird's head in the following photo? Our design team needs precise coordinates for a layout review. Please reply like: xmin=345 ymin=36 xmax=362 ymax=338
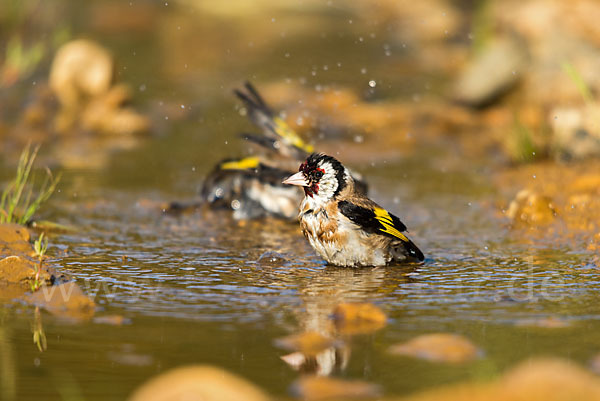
xmin=283 ymin=153 xmax=350 ymax=201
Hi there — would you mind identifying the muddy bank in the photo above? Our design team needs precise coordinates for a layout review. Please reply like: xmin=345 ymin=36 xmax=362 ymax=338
xmin=0 ymin=223 xmax=95 ymax=320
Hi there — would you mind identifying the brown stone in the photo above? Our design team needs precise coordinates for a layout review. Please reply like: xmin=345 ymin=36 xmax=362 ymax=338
xmin=392 ymin=358 xmax=600 ymax=401
xmin=506 ymin=189 xmax=556 ymax=225
xmin=290 ymin=375 xmax=381 ymax=401
xmin=389 ymin=333 xmax=481 ymax=364
xmin=128 ymin=365 xmax=270 ymax=401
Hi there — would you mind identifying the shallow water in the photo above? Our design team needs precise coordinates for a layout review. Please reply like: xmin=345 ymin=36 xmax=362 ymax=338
xmin=3 ymin=152 xmax=599 ymax=400
xmin=2 ymin=2 xmax=600 ymax=400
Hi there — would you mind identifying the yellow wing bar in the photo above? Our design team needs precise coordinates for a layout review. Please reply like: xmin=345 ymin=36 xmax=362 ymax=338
xmin=374 ymin=207 xmax=409 ymax=242
xmin=220 ymin=157 xmax=261 ymax=170
xmin=273 ymin=117 xmax=314 ymax=153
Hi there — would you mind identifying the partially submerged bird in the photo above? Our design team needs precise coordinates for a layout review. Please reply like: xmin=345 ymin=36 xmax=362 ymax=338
xmin=284 ymin=153 xmax=424 ymax=267
xmin=199 ymin=82 xmax=367 ymax=220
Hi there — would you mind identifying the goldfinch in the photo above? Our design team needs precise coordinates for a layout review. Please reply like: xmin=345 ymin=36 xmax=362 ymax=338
xmin=283 ymin=153 xmax=424 ymax=267
xmin=198 ymin=82 xmax=367 ymax=220
xmin=200 ymin=156 xmax=300 ymax=220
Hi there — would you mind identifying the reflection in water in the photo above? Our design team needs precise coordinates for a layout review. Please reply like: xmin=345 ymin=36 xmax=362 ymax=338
xmin=32 ymin=307 xmax=47 ymax=352
xmin=284 ymin=267 xmax=405 ymax=376
xmin=0 ymin=312 xmax=17 ymax=401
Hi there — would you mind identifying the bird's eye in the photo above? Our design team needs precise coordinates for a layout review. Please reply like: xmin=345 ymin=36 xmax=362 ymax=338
xmin=313 ymin=170 xmax=324 ymax=180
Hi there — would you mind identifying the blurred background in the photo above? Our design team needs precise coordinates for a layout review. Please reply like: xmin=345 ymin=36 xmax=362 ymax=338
xmin=2 ymin=0 xmax=600 ymax=400
xmin=2 ymin=0 xmax=600 ymax=171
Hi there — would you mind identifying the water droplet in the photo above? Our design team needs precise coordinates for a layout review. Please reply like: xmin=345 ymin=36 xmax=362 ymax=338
xmin=360 ymin=68 xmax=367 ymax=74
xmin=271 ymin=17 xmax=276 ymax=22
xmin=164 ymin=116 xmax=169 ymax=120
xmin=368 ymin=80 xmax=376 ymax=88
xmin=354 ymin=135 xmax=364 ymax=143
xmin=533 ymin=175 xmax=536 ymax=179
xmin=191 ymin=166 xmax=196 ymax=172
xmin=296 ymin=117 xmax=304 ymax=126
xmin=231 ymin=200 xmax=241 ymax=210
xmin=180 ymin=104 xmax=185 ymax=109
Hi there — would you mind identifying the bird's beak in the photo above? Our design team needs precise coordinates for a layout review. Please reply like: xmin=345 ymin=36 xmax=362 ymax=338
xmin=283 ymin=171 xmax=309 ymax=187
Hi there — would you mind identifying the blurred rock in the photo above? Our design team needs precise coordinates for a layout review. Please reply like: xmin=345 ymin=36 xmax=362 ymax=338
xmin=108 ymin=351 xmax=153 ymax=366
xmin=128 ymin=365 xmax=270 ymax=401
xmin=392 ymin=358 xmax=600 ymax=401
xmin=49 ymin=39 xmax=149 ymax=136
xmin=453 ymin=37 xmax=527 ymax=107
xmin=50 ymin=39 xmax=114 ymax=110
xmin=290 ymin=376 xmax=381 ymax=401
xmin=506 ymin=189 xmax=556 ymax=225
xmin=81 ymin=84 xmax=150 ymax=135
xmin=551 ymin=104 xmax=600 ymax=159
xmin=93 ymin=315 xmax=131 ymax=325
xmin=332 ymin=303 xmax=387 ymax=335
xmin=389 ymin=333 xmax=481 ymax=364
xmin=515 ymin=317 xmax=571 ymax=328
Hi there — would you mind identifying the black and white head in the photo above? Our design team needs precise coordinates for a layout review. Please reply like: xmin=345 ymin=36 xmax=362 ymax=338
xmin=283 ymin=153 xmax=351 ymax=203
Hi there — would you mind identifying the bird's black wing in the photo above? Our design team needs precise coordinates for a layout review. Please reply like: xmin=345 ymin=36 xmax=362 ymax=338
xmin=338 ymin=200 xmax=424 ymax=261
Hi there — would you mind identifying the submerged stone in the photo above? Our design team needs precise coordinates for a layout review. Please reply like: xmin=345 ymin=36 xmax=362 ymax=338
xmin=290 ymin=376 xmax=381 ymax=401
xmin=392 ymin=358 xmax=600 ymax=401
xmin=26 ymin=282 xmax=96 ymax=321
xmin=389 ymin=333 xmax=481 ymax=364
xmin=506 ymin=189 xmax=556 ymax=225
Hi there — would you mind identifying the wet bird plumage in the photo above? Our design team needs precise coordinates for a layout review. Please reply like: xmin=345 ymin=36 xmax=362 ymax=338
xmin=285 ymin=153 xmax=424 ymax=267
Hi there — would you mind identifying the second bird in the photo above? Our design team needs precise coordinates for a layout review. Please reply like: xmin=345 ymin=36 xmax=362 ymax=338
xmin=283 ymin=153 xmax=424 ymax=267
